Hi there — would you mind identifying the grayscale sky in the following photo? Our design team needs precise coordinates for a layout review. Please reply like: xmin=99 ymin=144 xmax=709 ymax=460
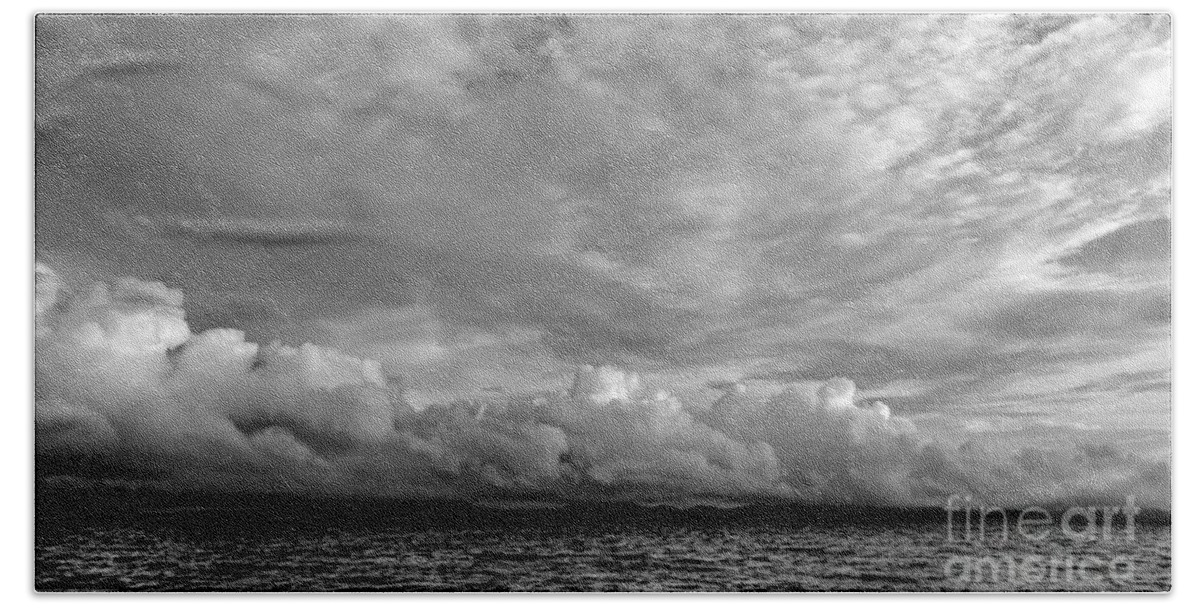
xmin=34 ymin=14 xmax=1171 ymax=504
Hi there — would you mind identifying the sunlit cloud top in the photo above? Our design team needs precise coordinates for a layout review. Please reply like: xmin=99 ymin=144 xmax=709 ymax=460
xmin=35 ymin=14 xmax=1170 ymax=501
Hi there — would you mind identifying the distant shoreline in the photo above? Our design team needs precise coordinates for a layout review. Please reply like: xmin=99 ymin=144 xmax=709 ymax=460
xmin=35 ymin=483 xmax=1171 ymax=530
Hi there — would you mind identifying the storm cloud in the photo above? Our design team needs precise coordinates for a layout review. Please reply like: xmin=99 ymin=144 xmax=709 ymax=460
xmin=35 ymin=14 xmax=1170 ymax=505
xmin=34 ymin=268 xmax=1168 ymax=507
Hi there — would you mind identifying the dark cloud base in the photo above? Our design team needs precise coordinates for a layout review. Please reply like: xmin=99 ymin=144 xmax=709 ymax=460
xmin=35 ymin=268 xmax=1168 ymax=508
xmin=35 ymin=14 xmax=1171 ymax=508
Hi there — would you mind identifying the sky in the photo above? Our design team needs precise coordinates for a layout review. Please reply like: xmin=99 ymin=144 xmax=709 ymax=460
xmin=34 ymin=14 xmax=1171 ymax=506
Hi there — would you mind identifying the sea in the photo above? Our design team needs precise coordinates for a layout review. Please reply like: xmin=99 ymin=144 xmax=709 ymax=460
xmin=35 ymin=487 xmax=1171 ymax=592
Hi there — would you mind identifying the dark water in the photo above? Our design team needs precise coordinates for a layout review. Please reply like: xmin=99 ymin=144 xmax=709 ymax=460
xmin=36 ymin=489 xmax=1170 ymax=592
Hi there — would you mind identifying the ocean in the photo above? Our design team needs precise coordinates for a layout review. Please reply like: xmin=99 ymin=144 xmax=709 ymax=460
xmin=36 ymin=488 xmax=1171 ymax=592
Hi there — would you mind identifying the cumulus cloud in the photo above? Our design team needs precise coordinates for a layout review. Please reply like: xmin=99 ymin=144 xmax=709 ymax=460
xmin=35 ymin=270 xmax=1168 ymax=507
xmin=34 ymin=14 xmax=1170 ymax=506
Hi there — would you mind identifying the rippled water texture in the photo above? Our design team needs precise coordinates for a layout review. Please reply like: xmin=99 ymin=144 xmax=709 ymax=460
xmin=36 ymin=490 xmax=1170 ymax=592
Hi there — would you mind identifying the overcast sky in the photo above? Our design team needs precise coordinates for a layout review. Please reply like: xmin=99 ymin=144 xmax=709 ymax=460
xmin=34 ymin=14 xmax=1171 ymax=503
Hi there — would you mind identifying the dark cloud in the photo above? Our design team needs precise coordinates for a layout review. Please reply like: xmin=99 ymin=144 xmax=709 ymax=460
xmin=144 ymin=216 xmax=365 ymax=247
xmin=34 ymin=15 xmax=1171 ymax=493
xmin=1057 ymin=217 xmax=1171 ymax=275
xmin=1072 ymin=370 xmax=1171 ymax=396
xmin=973 ymin=287 xmax=1170 ymax=341
xmin=746 ymin=339 xmax=1037 ymax=389
xmin=35 ymin=270 xmax=1168 ymax=506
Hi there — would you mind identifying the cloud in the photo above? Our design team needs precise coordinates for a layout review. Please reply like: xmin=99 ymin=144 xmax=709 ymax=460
xmin=35 ymin=270 xmax=1169 ymax=507
xmin=1057 ymin=217 xmax=1171 ymax=277
xmin=972 ymin=286 xmax=1170 ymax=341
xmin=34 ymin=15 xmax=1170 ymax=504
xmin=135 ymin=215 xmax=364 ymax=247
xmin=35 ymin=15 xmax=1168 ymax=361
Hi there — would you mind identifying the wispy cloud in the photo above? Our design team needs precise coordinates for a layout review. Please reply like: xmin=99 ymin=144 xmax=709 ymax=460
xmin=35 ymin=14 xmax=1171 ymax=500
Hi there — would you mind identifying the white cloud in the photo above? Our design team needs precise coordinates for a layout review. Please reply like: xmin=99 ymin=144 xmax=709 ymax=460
xmin=35 ymin=270 xmax=1169 ymax=507
xmin=34 ymin=15 xmax=1170 ymax=504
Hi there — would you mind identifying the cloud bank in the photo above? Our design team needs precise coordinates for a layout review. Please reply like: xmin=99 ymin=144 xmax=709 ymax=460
xmin=34 ymin=15 xmax=1170 ymax=506
xmin=36 ymin=268 xmax=1168 ymax=507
